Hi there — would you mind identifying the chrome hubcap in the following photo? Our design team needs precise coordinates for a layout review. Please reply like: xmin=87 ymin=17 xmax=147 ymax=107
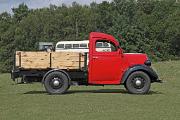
xmin=50 ymin=77 xmax=63 ymax=89
xmin=135 ymin=80 xmax=142 ymax=86
xmin=132 ymin=77 xmax=145 ymax=89
xmin=53 ymin=79 xmax=60 ymax=87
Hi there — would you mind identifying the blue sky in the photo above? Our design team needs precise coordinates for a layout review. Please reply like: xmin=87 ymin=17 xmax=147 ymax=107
xmin=0 ymin=0 xmax=111 ymax=13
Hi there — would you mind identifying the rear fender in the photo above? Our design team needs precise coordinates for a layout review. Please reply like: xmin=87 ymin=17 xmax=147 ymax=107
xmin=121 ymin=65 xmax=158 ymax=84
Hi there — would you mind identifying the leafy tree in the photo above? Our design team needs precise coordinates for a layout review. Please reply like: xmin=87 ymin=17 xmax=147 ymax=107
xmin=0 ymin=0 xmax=180 ymax=72
xmin=12 ymin=3 xmax=29 ymax=22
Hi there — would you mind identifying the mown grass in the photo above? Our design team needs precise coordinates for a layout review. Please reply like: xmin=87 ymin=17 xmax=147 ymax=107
xmin=0 ymin=60 xmax=180 ymax=120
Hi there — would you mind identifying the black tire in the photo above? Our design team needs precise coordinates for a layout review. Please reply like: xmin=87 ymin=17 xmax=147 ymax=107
xmin=44 ymin=71 xmax=70 ymax=94
xmin=125 ymin=71 xmax=151 ymax=94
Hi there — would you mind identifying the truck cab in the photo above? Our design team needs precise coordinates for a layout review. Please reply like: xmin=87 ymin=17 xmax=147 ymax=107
xmin=12 ymin=32 xmax=161 ymax=94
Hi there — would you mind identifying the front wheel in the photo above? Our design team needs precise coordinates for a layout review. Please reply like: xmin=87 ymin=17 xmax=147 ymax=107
xmin=125 ymin=71 xmax=151 ymax=94
xmin=44 ymin=71 xmax=70 ymax=94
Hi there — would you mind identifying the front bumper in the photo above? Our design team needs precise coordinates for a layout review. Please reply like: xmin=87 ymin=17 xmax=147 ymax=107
xmin=153 ymin=79 xmax=163 ymax=83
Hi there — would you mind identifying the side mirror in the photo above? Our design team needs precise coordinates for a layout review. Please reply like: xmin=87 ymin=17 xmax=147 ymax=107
xmin=119 ymin=49 xmax=122 ymax=54
xmin=119 ymin=49 xmax=124 ymax=57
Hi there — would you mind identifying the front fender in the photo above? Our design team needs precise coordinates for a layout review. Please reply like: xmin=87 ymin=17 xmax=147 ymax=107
xmin=121 ymin=65 xmax=159 ymax=84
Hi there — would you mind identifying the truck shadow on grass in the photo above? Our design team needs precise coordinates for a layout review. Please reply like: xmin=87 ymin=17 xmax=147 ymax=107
xmin=24 ymin=89 xmax=163 ymax=95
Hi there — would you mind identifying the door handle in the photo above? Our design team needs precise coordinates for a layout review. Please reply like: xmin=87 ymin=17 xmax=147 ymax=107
xmin=93 ymin=56 xmax=98 ymax=59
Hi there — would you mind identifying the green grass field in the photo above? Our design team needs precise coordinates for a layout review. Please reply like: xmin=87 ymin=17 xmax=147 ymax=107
xmin=0 ymin=61 xmax=180 ymax=120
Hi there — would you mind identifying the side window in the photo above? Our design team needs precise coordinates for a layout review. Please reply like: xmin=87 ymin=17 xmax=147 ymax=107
xmin=110 ymin=43 xmax=117 ymax=52
xmin=96 ymin=42 xmax=103 ymax=48
xmin=57 ymin=44 xmax=64 ymax=49
xmin=65 ymin=44 xmax=72 ymax=49
xmin=73 ymin=44 xmax=79 ymax=48
xmin=80 ymin=44 xmax=87 ymax=48
xmin=103 ymin=42 xmax=109 ymax=47
xmin=95 ymin=40 xmax=117 ymax=52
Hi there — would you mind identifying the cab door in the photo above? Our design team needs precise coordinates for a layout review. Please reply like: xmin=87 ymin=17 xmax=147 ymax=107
xmin=89 ymin=36 xmax=122 ymax=85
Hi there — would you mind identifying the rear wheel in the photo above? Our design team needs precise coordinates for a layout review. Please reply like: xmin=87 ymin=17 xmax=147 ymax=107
xmin=125 ymin=71 xmax=151 ymax=94
xmin=44 ymin=71 xmax=70 ymax=94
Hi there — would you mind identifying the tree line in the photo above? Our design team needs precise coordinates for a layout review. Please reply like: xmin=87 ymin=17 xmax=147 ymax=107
xmin=0 ymin=0 xmax=179 ymax=72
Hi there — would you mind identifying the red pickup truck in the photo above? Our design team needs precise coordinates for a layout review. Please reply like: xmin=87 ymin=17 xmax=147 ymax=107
xmin=11 ymin=32 xmax=161 ymax=94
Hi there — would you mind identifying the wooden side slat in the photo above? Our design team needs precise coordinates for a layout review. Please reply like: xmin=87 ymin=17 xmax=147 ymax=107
xmin=15 ymin=51 xmax=85 ymax=70
xmin=51 ymin=52 xmax=84 ymax=69
xmin=16 ymin=51 xmax=50 ymax=69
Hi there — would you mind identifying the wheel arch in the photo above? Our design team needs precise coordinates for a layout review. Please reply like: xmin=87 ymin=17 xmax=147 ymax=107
xmin=42 ymin=69 xmax=71 ymax=84
xmin=121 ymin=65 xmax=158 ymax=84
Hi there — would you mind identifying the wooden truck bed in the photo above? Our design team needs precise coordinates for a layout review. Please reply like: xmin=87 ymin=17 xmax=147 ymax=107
xmin=15 ymin=51 xmax=85 ymax=70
